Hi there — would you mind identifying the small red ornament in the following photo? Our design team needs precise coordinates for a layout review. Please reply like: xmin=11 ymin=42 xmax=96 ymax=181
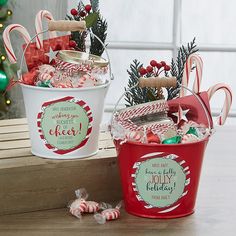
xmin=156 ymin=63 xmax=162 ymax=69
xmin=71 ymin=8 xmax=78 ymax=16
xmin=85 ymin=4 xmax=92 ymax=12
xmin=164 ymin=65 xmax=171 ymax=71
xmin=146 ymin=66 xmax=153 ymax=73
xmin=150 ymin=60 xmax=158 ymax=67
xmin=139 ymin=67 xmax=147 ymax=76
xmin=160 ymin=61 xmax=166 ymax=66
xmin=69 ymin=40 xmax=77 ymax=48
xmin=79 ymin=11 xmax=86 ymax=17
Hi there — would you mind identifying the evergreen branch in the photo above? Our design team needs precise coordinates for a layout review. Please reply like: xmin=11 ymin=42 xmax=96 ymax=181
xmin=90 ymin=15 xmax=107 ymax=56
xmin=90 ymin=0 xmax=99 ymax=12
xmin=167 ymin=37 xmax=198 ymax=100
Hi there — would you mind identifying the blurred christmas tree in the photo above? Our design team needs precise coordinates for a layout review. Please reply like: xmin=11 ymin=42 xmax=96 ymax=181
xmin=0 ymin=0 xmax=16 ymax=119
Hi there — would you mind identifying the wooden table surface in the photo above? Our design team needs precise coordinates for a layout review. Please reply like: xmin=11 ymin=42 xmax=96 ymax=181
xmin=0 ymin=120 xmax=235 ymax=236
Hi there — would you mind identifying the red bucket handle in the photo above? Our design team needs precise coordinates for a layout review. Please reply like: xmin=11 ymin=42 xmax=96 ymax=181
xmin=111 ymin=77 xmax=213 ymax=136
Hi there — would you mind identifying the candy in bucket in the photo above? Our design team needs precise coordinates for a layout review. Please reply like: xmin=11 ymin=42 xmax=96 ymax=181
xmin=111 ymin=54 xmax=232 ymax=219
xmin=2 ymin=10 xmax=113 ymax=159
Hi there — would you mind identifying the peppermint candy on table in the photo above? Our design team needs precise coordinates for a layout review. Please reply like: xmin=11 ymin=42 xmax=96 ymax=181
xmin=69 ymin=199 xmax=87 ymax=218
xmin=94 ymin=208 xmax=120 ymax=224
xmin=182 ymin=133 xmax=199 ymax=144
xmin=84 ymin=201 xmax=99 ymax=213
xmin=101 ymin=208 xmax=120 ymax=221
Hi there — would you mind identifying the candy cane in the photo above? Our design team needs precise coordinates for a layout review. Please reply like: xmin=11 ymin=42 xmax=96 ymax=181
xmin=207 ymin=83 xmax=232 ymax=125
xmin=180 ymin=54 xmax=203 ymax=97
xmin=35 ymin=10 xmax=57 ymax=49
xmin=3 ymin=24 xmax=31 ymax=64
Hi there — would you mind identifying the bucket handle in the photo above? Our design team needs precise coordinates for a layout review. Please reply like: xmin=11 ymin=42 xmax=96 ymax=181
xmin=111 ymin=77 xmax=213 ymax=136
xmin=18 ymin=20 xmax=114 ymax=81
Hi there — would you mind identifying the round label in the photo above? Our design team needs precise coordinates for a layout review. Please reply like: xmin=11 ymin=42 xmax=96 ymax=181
xmin=135 ymin=158 xmax=186 ymax=208
xmin=38 ymin=96 xmax=92 ymax=155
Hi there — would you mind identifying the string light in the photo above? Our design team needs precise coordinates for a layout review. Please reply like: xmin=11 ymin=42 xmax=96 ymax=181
xmin=0 ymin=23 xmax=3 ymax=29
xmin=6 ymin=99 xmax=11 ymax=105
xmin=7 ymin=9 xmax=12 ymax=16
xmin=1 ymin=55 xmax=6 ymax=61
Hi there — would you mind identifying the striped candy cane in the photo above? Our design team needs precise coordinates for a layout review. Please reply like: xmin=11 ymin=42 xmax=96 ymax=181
xmin=3 ymin=24 xmax=31 ymax=64
xmin=207 ymin=83 xmax=232 ymax=125
xmin=180 ymin=54 xmax=203 ymax=97
xmin=35 ymin=10 xmax=58 ymax=49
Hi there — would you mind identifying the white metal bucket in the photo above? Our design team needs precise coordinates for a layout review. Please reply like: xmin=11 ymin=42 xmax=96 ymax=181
xmin=21 ymin=81 xmax=110 ymax=159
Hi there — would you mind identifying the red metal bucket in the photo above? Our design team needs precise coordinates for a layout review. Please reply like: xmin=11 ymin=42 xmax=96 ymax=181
xmin=115 ymin=136 xmax=209 ymax=219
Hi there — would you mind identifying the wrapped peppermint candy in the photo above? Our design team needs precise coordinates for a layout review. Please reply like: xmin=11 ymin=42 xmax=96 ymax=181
xmin=68 ymin=188 xmax=100 ymax=219
xmin=68 ymin=188 xmax=89 ymax=219
xmin=94 ymin=201 xmax=122 ymax=224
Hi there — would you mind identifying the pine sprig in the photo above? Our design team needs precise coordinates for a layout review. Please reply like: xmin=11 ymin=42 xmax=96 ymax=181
xmin=125 ymin=60 xmax=157 ymax=107
xmin=90 ymin=15 xmax=107 ymax=56
xmin=125 ymin=38 xmax=199 ymax=106
xmin=68 ymin=0 xmax=108 ymax=56
xmin=167 ymin=37 xmax=198 ymax=99
xmin=90 ymin=0 xmax=99 ymax=12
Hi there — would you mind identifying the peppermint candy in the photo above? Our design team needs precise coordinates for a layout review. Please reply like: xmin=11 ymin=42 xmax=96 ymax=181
xmin=84 ymin=201 xmax=99 ymax=213
xmin=181 ymin=134 xmax=199 ymax=144
xmin=69 ymin=199 xmax=87 ymax=218
xmin=94 ymin=207 xmax=121 ymax=224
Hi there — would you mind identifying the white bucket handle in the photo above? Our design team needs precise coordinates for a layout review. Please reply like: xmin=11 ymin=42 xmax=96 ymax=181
xmin=111 ymin=77 xmax=213 ymax=136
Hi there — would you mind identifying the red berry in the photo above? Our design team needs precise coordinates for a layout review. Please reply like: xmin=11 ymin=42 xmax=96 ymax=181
xmin=79 ymin=11 xmax=86 ymax=17
xmin=139 ymin=67 xmax=147 ymax=76
xmin=150 ymin=60 xmax=158 ymax=67
xmin=156 ymin=63 xmax=162 ymax=69
xmin=85 ymin=4 xmax=92 ymax=12
xmin=164 ymin=65 xmax=171 ymax=71
xmin=69 ymin=40 xmax=77 ymax=48
xmin=146 ymin=66 xmax=153 ymax=73
xmin=70 ymin=8 xmax=78 ymax=16
xmin=160 ymin=61 xmax=166 ymax=66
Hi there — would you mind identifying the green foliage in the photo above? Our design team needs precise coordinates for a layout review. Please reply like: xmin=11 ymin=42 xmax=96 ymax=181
xmin=90 ymin=15 xmax=107 ymax=56
xmin=67 ymin=0 xmax=108 ymax=57
xmin=167 ymin=37 xmax=198 ymax=99
xmin=90 ymin=0 xmax=99 ymax=12
xmin=125 ymin=38 xmax=199 ymax=106
xmin=125 ymin=60 xmax=157 ymax=107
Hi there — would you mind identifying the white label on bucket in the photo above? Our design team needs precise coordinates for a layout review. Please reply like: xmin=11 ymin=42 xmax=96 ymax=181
xmin=37 ymin=96 xmax=92 ymax=155
xmin=133 ymin=155 xmax=188 ymax=209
